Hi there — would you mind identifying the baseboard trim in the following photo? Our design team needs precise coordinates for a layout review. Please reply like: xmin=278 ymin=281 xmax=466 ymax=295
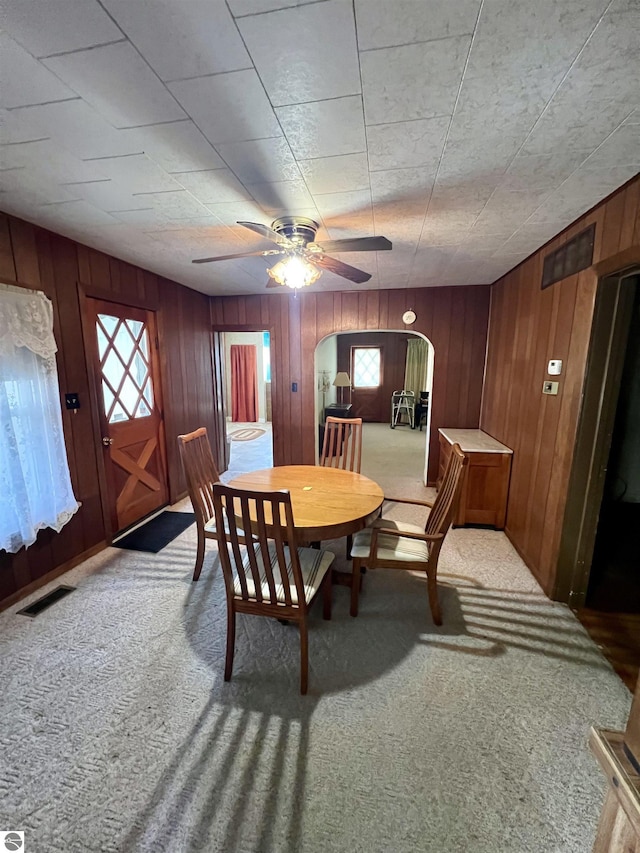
xmin=0 ymin=541 xmax=106 ymax=613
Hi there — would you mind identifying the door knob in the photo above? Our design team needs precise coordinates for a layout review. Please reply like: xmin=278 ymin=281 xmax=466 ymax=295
xmin=102 ymin=436 xmax=114 ymax=446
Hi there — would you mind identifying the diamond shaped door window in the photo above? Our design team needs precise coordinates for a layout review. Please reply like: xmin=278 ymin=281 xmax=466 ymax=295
xmin=97 ymin=314 xmax=154 ymax=423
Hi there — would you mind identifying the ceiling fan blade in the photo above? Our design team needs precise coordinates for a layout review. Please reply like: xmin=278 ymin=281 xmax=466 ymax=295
xmin=237 ymin=221 xmax=294 ymax=247
xmin=265 ymin=277 xmax=281 ymax=289
xmin=192 ymin=249 xmax=284 ymax=264
xmin=313 ymin=255 xmax=371 ymax=283
xmin=310 ymin=236 xmax=392 ymax=254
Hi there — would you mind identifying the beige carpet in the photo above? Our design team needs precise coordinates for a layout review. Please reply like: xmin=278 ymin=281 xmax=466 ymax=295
xmin=0 ymin=443 xmax=632 ymax=852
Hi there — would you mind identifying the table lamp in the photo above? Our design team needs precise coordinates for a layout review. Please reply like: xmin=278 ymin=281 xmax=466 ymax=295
xmin=333 ymin=371 xmax=351 ymax=406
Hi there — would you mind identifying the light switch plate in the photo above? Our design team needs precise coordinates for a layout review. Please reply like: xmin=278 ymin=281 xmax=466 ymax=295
xmin=543 ymin=380 xmax=559 ymax=395
xmin=548 ymin=359 xmax=563 ymax=375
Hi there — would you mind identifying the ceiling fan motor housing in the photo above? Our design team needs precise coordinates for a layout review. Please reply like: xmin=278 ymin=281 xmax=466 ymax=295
xmin=271 ymin=216 xmax=319 ymax=247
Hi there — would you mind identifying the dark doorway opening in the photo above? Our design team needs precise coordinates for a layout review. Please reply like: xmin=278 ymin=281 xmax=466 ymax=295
xmin=587 ymin=279 xmax=640 ymax=613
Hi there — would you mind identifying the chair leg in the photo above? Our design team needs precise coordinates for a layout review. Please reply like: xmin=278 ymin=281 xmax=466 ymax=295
xmin=427 ymin=571 xmax=442 ymax=626
xmin=224 ymin=605 xmax=236 ymax=681
xmin=322 ymin=571 xmax=332 ymax=620
xmin=193 ymin=533 xmax=205 ymax=581
xmin=350 ymin=559 xmax=362 ymax=617
xmin=299 ymin=619 xmax=309 ymax=695
xmin=346 ymin=533 xmax=353 ymax=560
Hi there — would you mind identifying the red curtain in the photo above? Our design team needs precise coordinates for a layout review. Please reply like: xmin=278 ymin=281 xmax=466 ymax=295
xmin=230 ymin=344 xmax=258 ymax=422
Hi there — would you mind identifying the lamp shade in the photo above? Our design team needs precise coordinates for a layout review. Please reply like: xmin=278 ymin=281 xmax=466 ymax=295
xmin=333 ymin=371 xmax=351 ymax=387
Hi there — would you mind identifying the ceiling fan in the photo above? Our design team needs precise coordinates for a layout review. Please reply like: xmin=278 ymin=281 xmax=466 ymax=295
xmin=192 ymin=216 xmax=392 ymax=289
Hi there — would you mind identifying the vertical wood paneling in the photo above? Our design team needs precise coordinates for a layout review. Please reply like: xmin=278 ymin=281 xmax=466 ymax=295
xmin=1 ymin=212 xmax=218 ymax=607
xmin=210 ymin=283 xmax=491 ymax=483
xmin=481 ymin=175 xmax=640 ymax=596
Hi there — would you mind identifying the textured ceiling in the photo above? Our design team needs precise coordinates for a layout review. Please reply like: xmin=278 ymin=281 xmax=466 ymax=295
xmin=1 ymin=0 xmax=638 ymax=296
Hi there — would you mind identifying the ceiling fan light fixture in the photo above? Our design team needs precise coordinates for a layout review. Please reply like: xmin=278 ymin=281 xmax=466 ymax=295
xmin=267 ymin=255 xmax=322 ymax=290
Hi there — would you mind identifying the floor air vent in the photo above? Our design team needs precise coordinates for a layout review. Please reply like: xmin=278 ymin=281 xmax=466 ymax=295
xmin=18 ymin=585 xmax=76 ymax=617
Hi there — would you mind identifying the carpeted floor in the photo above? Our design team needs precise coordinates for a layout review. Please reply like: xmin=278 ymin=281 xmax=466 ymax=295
xmin=0 ymin=499 xmax=632 ymax=852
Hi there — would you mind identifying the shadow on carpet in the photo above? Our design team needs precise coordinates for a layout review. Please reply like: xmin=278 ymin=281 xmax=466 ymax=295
xmin=113 ymin=511 xmax=195 ymax=553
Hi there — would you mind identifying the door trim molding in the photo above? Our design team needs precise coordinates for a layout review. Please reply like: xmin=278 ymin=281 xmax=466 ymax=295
xmin=555 ymin=267 xmax=639 ymax=605
xmin=79 ymin=286 xmax=168 ymax=540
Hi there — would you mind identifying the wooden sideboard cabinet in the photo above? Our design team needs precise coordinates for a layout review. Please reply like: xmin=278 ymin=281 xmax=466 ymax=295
xmin=437 ymin=428 xmax=512 ymax=529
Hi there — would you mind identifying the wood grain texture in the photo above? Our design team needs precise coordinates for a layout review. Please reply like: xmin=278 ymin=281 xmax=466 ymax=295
xmin=481 ymin=175 xmax=640 ymax=596
xmin=0 ymin=212 xmax=218 ymax=606
xmin=227 ymin=465 xmax=384 ymax=544
xmin=211 ymin=285 xmax=491 ymax=483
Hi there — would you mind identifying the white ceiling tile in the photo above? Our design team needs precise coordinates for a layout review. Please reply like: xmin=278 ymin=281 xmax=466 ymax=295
xmin=361 ymin=37 xmax=470 ymax=125
xmin=118 ymin=121 xmax=225 ymax=173
xmin=355 ymin=0 xmax=480 ymax=51
xmin=102 ymin=0 xmax=249 ymax=82
xmin=0 ymin=34 xmax=77 ymax=109
xmin=1 ymin=0 xmax=636 ymax=295
xmin=229 ymin=0 xmax=320 ymax=17
xmin=172 ymin=169 xmax=253 ymax=204
xmin=111 ymin=207 xmax=171 ymax=227
xmin=203 ymin=201 xmax=267 ymax=226
xmin=246 ymin=179 xmax=314 ymax=212
xmin=1 ymin=0 xmax=122 ymax=58
xmin=0 ymin=108 xmax=50 ymax=144
xmin=168 ymin=70 xmax=281 ymax=144
xmin=299 ymin=153 xmax=369 ymax=195
xmin=130 ymin=189 xmax=213 ymax=219
xmin=58 ymin=179 xmax=146 ymax=211
xmin=581 ymin=122 xmax=640 ymax=171
xmin=367 ymin=117 xmax=449 ymax=172
xmin=216 ymin=137 xmax=300 ymax=184
xmin=6 ymin=99 xmax=143 ymax=160
xmin=0 ymin=138 xmax=109 ymax=182
xmin=43 ymin=42 xmax=186 ymax=128
xmin=89 ymin=154 xmax=182 ymax=193
xmin=520 ymin=99 xmax=633 ymax=158
xmin=0 ymin=171 xmax=82 ymax=205
xmin=276 ymin=96 xmax=366 ymax=160
xmin=37 ymin=199 xmax=119 ymax=227
xmin=237 ymin=0 xmax=361 ymax=106
xmin=370 ymin=168 xmax=434 ymax=211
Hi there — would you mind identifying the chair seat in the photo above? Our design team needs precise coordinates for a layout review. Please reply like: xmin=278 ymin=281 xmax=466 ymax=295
xmin=351 ymin=523 xmax=429 ymax=562
xmin=233 ymin=544 xmax=334 ymax=604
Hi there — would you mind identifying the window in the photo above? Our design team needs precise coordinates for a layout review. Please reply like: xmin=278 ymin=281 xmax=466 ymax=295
xmin=96 ymin=313 xmax=154 ymax=423
xmin=263 ymin=331 xmax=271 ymax=383
xmin=0 ymin=285 xmax=79 ymax=553
xmin=352 ymin=347 xmax=381 ymax=388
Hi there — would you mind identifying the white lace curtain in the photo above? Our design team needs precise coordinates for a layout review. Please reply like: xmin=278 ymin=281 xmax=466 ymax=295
xmin=0 ymin=283 xmax=80 ymax=553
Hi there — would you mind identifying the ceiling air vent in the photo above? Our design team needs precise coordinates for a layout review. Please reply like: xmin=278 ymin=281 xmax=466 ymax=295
xmin=541 ymin=223 xmax=596 ymax=289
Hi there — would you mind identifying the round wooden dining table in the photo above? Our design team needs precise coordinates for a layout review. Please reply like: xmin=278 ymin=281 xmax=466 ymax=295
xmin=227 ymin=465 xmax=384 ymax=544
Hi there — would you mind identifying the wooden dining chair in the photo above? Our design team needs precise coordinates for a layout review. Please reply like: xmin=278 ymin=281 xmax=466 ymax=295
xmin=177 ymin=427 xmax=223 ymax=581
xmin=320 ymin=416 xmax=363 ymax=473
xmin=213 ymin=482 xmax=334 ymax=695
xmin=319 ymin=415 xmax=363 ymax=557
xmin=349 ymin=442 xmax=468 ymax=621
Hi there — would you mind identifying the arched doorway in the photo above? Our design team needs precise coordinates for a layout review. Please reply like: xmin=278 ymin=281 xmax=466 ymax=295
xmin=314 ymin=329 xmax=434 ymax=485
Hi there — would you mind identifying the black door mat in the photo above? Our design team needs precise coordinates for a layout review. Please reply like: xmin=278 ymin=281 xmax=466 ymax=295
xmin=113 ymin=511 xmax=195 ymax=553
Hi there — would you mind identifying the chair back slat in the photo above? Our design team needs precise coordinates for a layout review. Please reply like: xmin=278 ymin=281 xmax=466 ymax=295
xmin=213 ymin=483 xmax=306 ymax=612
xmin=320 ymin=416 xmax=363 ymax=473
xmin=425 ymin=442 xmax=467 ymax=540
xmin=178 ymin=428 xmax=220 ymax=527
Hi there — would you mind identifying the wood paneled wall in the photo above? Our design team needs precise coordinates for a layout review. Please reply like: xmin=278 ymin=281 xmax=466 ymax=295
xmin=0 ymin=212 xmax=217 ymax=607
xmin=211 ymin=285 xmax=490 ymax=482
xmin=481 ymin=175 xmax=640 ymax=596
xmin=337 ymin=331 xmax=409 ymax=422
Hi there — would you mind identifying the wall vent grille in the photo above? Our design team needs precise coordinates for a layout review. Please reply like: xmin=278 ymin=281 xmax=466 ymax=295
xmin=18 ymin=585 xmax=76 ymax=618
xmin=541 ymin=223 xmax=596 ymax=289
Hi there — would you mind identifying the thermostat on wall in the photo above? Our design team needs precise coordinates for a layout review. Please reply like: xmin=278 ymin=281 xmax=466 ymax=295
xmin=548 ymin=359 xmax=562 ymax=375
